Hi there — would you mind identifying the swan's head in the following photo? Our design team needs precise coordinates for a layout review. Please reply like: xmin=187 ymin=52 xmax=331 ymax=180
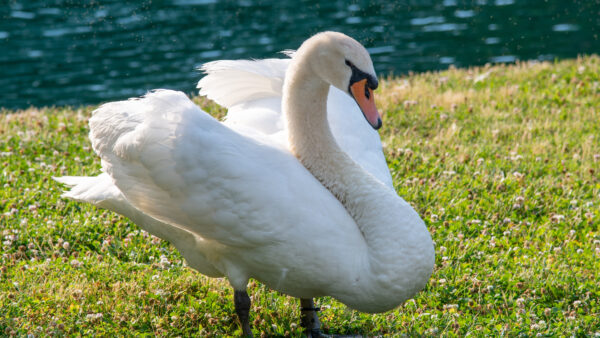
xmin=298 ymin=31 xmax=382 ymax=129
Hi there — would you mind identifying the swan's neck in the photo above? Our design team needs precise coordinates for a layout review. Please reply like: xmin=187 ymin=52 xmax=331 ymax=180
xmin=284 ymin=61 xmax=375 ymax=222
xmin=283 ymin=60 xmax=395 ymax=251
xmin=283 ymin=57 xmax=434 ymax=305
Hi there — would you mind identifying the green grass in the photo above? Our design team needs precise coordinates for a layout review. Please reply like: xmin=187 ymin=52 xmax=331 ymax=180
xmin=1 ymin=56 xmax=599 ymax=336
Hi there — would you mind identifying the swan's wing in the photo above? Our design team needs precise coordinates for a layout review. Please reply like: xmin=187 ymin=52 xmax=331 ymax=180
xmin=197 ymin=58 xmax=290 ymax=108
xmin=198 ymin=57 xmax=393 ymax=188
xmin=327 ymin=87 xmax=394 ymax=188
xmin=198 ymin=58 xmax=289 ymax=138
xmin=89 ymin=90 xmax=353 ymax=249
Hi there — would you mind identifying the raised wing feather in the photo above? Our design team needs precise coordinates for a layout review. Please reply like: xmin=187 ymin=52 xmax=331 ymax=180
xmin=90 ymin=90 xmax=353 ymax=248
xmin=198 ymin=58 xmax=290 ymax=108
xmin=198 ymin=58 xmax=394 ymax=188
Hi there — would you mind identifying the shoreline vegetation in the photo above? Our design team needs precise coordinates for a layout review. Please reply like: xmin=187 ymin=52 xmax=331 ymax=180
xmin=1 ymin=56 xmax=599 ymax=336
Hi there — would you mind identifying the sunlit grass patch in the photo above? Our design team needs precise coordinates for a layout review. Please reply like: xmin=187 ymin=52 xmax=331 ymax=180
xmin=1 ymin=56 xmax=599 ymax=336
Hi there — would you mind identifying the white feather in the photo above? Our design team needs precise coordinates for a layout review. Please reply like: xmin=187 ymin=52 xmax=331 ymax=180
xmin=198 ymin=58 xmax=289 ymax=108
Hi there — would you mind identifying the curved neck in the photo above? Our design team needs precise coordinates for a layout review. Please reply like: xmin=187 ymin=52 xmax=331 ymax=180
xmin=282 ymin=53 xmax=434 ymax=309
xmin=284 ymin=58 xmax=335 ymax=162
xmin=283 ymin=57 xmax=367 ymax=220
xmin=283 ymin=57 xmax=420 ymax=249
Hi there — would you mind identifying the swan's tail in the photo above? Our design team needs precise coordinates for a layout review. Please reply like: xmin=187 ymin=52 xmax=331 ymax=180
xmin=54 ymin=173 xmax=120 ymax=205
xmin=53 ymin=174 xmax=223 ymax=277
xmin=54 ymin=173 xmax=167 ymax=229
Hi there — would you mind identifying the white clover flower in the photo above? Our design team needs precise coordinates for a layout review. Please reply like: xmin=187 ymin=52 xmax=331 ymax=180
xmin=86 ymin=313 xmax=103 ymax=322
xmin=72 ymin=289 xmax=83 ymax=299
xmin=159 ymin=255 xmax=171 ymax=267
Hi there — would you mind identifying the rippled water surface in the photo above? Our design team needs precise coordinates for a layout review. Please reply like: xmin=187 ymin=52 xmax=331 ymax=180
xmin=1 ymin=0 xmax=598 ymax=109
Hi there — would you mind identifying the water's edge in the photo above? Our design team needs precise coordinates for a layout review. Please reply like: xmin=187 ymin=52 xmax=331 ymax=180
xmin=1 ymin=0 xmax=598 ymax=109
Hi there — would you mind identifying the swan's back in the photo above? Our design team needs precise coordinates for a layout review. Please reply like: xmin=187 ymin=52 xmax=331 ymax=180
xmin=86 ymin=90 xmax=372 ymax=293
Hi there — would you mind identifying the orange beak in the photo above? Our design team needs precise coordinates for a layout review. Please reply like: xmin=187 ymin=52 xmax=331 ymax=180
xmin=350 ymin=79 xmax=382 ymax=129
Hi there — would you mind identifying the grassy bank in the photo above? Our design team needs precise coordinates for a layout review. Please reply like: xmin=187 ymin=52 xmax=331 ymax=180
xmin=1 ymin=56 xmax=599 ymax=336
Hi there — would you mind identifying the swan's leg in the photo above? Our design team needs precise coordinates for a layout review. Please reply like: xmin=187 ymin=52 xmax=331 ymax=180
xmin=234 ymin=290 xmax=253 ymax=337
xmin=300 ymin=298 xmax=322 ymax=337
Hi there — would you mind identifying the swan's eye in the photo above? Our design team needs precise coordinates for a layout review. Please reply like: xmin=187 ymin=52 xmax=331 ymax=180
xmin=364 ymin=82 xmax=370 ymax=100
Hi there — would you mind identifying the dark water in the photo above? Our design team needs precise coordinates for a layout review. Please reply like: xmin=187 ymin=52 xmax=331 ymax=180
xmin=1 ymin=0 xmax=599 ymax=109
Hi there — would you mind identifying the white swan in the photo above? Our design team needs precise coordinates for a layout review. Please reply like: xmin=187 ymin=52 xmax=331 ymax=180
xmin=55 ymin=32 xmax=435 ymax=336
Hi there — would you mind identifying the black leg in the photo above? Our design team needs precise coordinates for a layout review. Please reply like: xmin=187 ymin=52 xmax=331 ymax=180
xmin=300 ymin=298 xmax=322 ymax=337
xmin=234 ymin=290 xmax=253 ymax=337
